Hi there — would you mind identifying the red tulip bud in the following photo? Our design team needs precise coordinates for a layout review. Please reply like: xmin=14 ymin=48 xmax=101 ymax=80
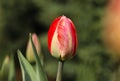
xmin=103 ymin=0 xmax=120 ymax=59
xmin=0 ymin=55 xmax=10 ymax=75
xmin=48 ymin=16 xmax=78 ymax=61
xmin=26 ymin=33 xmax=41 ymax=62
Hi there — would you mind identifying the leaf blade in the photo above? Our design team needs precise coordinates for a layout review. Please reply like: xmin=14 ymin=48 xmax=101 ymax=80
xmin=8 ymin=55 xmax=16 ymax=81
xmin=17 ymin=50 xmax=37 ymax=81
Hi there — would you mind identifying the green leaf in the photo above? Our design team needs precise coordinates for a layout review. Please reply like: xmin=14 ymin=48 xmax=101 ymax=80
xmin=8 ymin=55 xmax=16 ymax=81
xmin=29 ymin=33 xmax=48 ymax=81
xmin=17 ymin=50 xmax=37 ymax=81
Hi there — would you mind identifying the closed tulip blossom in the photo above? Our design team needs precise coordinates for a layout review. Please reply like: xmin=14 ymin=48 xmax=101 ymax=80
xmin=103 ymin=0 xmax=120 ymax=59
xmin=48 ymin=16 xmax=78 ymax=61
xmin=26 ymin=33 xmax=41 ymax=62
xmin=0 ymin=55 xmax=10 ymax=75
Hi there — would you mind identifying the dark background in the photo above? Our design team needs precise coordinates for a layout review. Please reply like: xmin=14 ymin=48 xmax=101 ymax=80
xmin=0 ymin=0 xmax=118 ymax=81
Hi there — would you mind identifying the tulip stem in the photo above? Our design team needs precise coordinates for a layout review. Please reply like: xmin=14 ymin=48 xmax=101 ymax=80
xmin=56 ymin=61 xmax=64 ymax=81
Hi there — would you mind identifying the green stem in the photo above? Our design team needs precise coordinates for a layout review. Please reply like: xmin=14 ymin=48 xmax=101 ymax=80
xmin=56 ymin=61 xmax=64 ymax=81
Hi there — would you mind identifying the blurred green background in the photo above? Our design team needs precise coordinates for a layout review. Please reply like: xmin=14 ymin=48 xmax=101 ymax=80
xmin=0 ymin=0 xmax=119 ymax=81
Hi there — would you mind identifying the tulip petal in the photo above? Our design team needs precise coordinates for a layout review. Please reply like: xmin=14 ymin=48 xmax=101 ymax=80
xmin=48 ymin=16 xmax=61 ymax=52
xmin=57 ymin=17 xmax=68 ymax=52
xmin=69 ymin=19 xmax=78 ymax=55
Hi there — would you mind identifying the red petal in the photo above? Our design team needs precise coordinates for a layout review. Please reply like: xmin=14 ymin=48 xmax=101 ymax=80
xmin=48 ymin=16 xmax=61 ymax=52
xmin=57 ymin=17 xmax=68 ymax=49
xmin=68 ymin=19 xmax=78 ymax=55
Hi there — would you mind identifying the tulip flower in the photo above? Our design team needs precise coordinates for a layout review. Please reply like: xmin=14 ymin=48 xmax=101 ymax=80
xmin=0 ymin=55 xmax=10 ymax=75
xmin=103 ymin=0 xmax=120 ymax=59
xmin=48 ymin=15 xmax=78 ymax=61
xmin=26 ymin=33 xmax=42 ymax=63
xmin=48 ymin=15 xmax=77 ymax=81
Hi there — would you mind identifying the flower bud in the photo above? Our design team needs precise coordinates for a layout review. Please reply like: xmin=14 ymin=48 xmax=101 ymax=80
xmin=48 ymin=16 xmax=78 ymax=61
xmin=0 ymin=55 xmax=10 ymax=76
xmin=26 ymin=33 xmax=41 ymax=62
xmin=103 ymin=0 xmax=120 ymax=59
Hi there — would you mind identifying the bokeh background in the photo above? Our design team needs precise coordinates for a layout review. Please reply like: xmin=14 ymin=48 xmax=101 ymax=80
xmin=0 ymin=0 xmax=119 ymax=81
